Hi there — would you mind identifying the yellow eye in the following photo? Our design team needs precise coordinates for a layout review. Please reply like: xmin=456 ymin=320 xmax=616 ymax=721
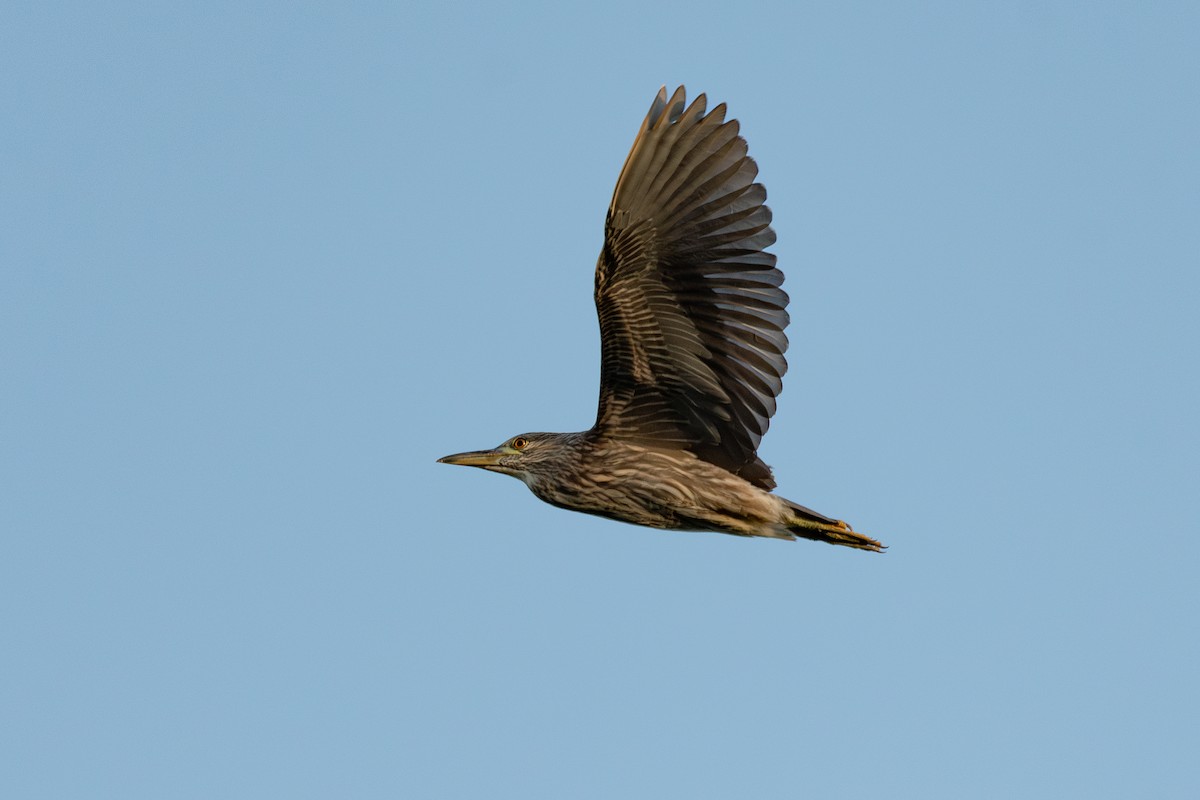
xmin=511 ymin=437 xmax=528 ymax=450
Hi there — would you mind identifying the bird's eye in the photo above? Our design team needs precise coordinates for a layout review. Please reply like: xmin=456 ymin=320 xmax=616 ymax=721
xmin=511 ymin=437 xmax=528 ymax=450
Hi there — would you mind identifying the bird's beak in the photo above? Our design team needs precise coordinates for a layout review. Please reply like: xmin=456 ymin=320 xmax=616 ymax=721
xmin=437 ymin=448 xmax=504 ymax=469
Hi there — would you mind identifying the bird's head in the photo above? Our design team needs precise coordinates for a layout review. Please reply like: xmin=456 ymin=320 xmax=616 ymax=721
xmin=437 ymin=432 xmax=570 ymax=484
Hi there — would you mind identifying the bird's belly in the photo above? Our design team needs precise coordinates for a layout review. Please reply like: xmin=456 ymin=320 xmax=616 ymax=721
xmin=530 ymin=457 xmax=784 ymax=535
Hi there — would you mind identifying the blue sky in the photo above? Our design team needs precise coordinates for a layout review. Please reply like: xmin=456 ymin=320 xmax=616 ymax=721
xmin=3 ymin=2 xmax=1198 ymax=797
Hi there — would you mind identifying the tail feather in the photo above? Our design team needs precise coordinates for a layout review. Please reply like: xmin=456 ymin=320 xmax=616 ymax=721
xmin=784 ymin=500 xmax=885 ymax=552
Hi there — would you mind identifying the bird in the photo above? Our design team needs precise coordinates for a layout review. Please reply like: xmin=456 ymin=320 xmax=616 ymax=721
xmin=438 ymin=86 xmax=884 ymax=552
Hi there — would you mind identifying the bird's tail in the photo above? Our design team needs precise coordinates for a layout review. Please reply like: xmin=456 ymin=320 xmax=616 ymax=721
xmin=783 ymin=499 xmax=885 ymax=552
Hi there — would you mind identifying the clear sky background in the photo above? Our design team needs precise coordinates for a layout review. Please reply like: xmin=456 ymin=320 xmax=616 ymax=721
xmin=3 ymin=2 xmax=1198 ymax=798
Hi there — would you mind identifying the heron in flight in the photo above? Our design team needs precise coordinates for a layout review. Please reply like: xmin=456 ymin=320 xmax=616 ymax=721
xmin=439 ymin=86 xmax=883 ymax=551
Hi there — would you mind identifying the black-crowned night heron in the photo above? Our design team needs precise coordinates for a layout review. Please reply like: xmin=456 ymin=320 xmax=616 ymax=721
xmin=439 ymin=86 xmax=883 ymax=552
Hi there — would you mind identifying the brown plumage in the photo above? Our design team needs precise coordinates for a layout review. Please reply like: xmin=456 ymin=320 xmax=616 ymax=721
xmin=439 ymin=86 xmax=883 ymax=552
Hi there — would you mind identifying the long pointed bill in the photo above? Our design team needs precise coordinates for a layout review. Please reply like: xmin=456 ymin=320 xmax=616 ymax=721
xmin=437 ymin=449 xmax=505 ymax=469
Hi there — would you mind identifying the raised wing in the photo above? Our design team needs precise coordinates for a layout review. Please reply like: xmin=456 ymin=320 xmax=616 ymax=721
xmin=592 ymin=86 xmax=789 ymax=490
